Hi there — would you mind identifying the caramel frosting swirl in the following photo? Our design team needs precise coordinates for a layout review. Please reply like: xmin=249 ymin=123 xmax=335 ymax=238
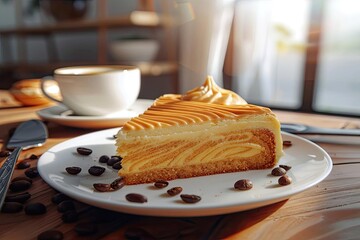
xmin=181 ymin=76 xmax=247 ymax=105
xmin=122 ymin=76 xmax=273 ymax=131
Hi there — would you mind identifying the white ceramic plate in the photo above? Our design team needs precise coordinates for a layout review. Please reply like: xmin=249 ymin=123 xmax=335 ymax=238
xmin=36 ymin=99 xmax=154 ymax=129
xmin=38 ymin=129 xmax=332 ymax=217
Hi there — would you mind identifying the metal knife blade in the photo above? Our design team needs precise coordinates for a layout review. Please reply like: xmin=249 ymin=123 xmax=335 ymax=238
xmin=281 ymin=123 xmax=360 ymax=136
xmin=0 ymin=120 xmax=48 ymax=208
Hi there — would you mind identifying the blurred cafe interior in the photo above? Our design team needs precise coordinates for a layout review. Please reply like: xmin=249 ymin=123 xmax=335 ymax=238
xmin=0 ymin=0 xmax=359 ymax=117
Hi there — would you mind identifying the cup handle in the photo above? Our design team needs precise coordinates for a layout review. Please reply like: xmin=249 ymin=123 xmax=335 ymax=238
xmin=40 ymin=76 xmax=63 ymax=104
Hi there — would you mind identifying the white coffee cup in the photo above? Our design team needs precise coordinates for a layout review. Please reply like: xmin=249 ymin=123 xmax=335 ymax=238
xmin=41 ymin=65 xmax=141 ymax=116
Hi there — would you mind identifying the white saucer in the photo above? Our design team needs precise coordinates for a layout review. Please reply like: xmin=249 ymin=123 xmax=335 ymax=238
xmin=36 ymin=99 xmax=154 ymax=129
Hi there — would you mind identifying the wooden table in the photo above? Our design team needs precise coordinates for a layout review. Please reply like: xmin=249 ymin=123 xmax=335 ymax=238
xmin=0 ymin=90 xmax=360 ymax=240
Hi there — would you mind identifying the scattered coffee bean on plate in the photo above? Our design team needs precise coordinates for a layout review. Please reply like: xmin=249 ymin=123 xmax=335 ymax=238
xmin=1 ymin=202 xmax=23 ymax=213
xmin=154 ymin=180 xmax=169 ymax=189
xmin=283 ymin=140 xmax=292 ymax=146
xmin=5 ymin=192 xmax=31 ymax=203
xmin=65 ymin=166 xmax=82 ymax=175
xmin=88 ymin=166 xmax=105 ymax=176
xmin=107 ymin=156 xmax=121 ymax=166
xmin=167 ymin=187 xmax=182 ymax=196
xmin=99 ymin=155 xmax=110 ymax=163
xmin=37 ymin=230 xmax=64 ymax=240
xmin=57 ymin=200 xmax=75 ymax=213
xmin=126 ymin=193 xmax=148 ymax=203
xmin=112 ymin=161 xmax=122 ymax=170
xmin=75 ymin=223 xmax=98 ymax=236
xmin=278 ymin=175 xmax=292 ymax=186
xmin=180 ymin=194 xmax=201 ymax=203
xmin=110 ymin=178 xmax=125 ymax=190
xmin=271 ymin=167 xmax=287 ymax=176
xmin=25 ymin=167 xmax=39 ymax=178
xmin=16 ymin=161 xmax=31 ymax=169
xmin=9 ymin=180 xmax=32 ymax=192
xmin=93 ymin=183 xmax=112 ymax=192
xmin=279 ymin=164 xmax=292 ymax=171
xmin=76 ymin=147 xmax=92 ymax=156
xmin=25 ymin=202 xmax=47 ymax=215
xmin=62 ymin=210 xmax=78 ymax=223
xmin=234 ymin=179 xmax=253 ymax=190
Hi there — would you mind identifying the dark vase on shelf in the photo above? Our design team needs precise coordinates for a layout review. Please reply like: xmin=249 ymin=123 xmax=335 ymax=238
xmin=40 ymin=0 xmax=89 ymax=22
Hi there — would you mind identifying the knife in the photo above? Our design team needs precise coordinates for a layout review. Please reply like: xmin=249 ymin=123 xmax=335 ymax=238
xmin=281 ymin=123 xmax=360 ymax=136
xmin=0 ymin=120 xmax=48 ymax=208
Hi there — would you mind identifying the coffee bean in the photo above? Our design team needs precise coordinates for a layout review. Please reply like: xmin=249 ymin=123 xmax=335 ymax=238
xmin=180 ymin=194 xmax=201 ymax=203
xmin=75 ymin=223 xmax=98 ymax=236
xmin=279 ymin=164 xmax=292 ymax=171
xmin=112 ymin=161 xmax=122 ymax=170
xmin=25 ymin=202 xmax=47 ymax=215
xmin=9 ymin=180 xmax=32 ymax=192
xmin=65 ymin=166 xmax=82 ymax=175
xmin=88 ymin=166 xmax=105 ymax=176
xmin=16 ymin=160 xmax=31 ymax=169
xmin=51 ymin=193 xmax=69 ymax=205
xmin=167 ymin=187 xmax=182 ymax=196
xmin=278 ymin=175 xmax=292 ymax=186
xmin=107 ymin=156 xmax=121 ymax=166
xmin=57 ymin=200 xmax=75 ymax=213
xmin=25 ymin=167 xmax=39 ymax=178
xmin=76 ymin=147 xmax=92 ymax=156
xmin=271 ymin=167 xmax=287 ymax=176
xmin=234 ymin=179 xmax=253 ymax=190
xmin=283 ymin=140 xmax=292 ymax=146
xmin=1 ymin=202 xmax=23 ymax=213
xmin=61 ymin=210 xmax=78 ymax=223
xmin=12 ymin=176 xmax=33 ymax=184
xmin=5 ymin=192 xmax=31 ymax=203
xmin=37 ymin=230 xmax=64 ymax=240
xmin=99 ymin=155 xmax=110 ymax=163
xmin=0 ymin=150 xmax=10 ymax=157
xmin=93 ymin=183 xmax=112 ymax=192
xmin=154 ymin=180 xmax=169 ymax=189
xmin=126 ymin=193 xmax=147 ymax=203
xmin=110 ymin=178 xmax=125 ymax=190
xmin=29 ymin=154 xmax=38 ymax=160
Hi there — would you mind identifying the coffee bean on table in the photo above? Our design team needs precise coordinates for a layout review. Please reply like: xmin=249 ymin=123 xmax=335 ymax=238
xmin=12 ymin=176 xmax=33 ymax=184
xmin=9 ymin=180 xmax=32 ymax=192
xmin=25 ymin=167 xmax=39 ymax=178
xmin=25 ymin=202 xmax=47 ymax=215
xmin=154 ymin=180 xmax=169 ymax=189
xmin=51 ymin=193 xmax=69 ymax=205
xmin=16 ymin=161 xmax=31 ymax=169
xmin=65 ymin=166 xmax=82 ymax=175
xmin=110 ymin=178 xmax=125 ymax=190
xmin=234 ymin=179 xmax=253 ymax=190
xmin=126 ymin=193 xmax=148 ymax=203
xmin=5 ymin=192 xmax=31 ymax=203
xmin=98 ymin=155 xmax=110 ymax=163
xmin=88 ymin=166 xmax=105 ymax=176
xmin=57 ymin=200 xmax=75 ymax=213
xmin=61 ymin=210 xmax=78 ymax=223
xmin=37 ymin=230 xmax=64 ymax=240
xmin=283 ymin=140 xmax=292 ymax=146
xmin=278 ymin=175 xmax=292 ymax=186
xmin=76 ymin=147 xmax=92 ymax=156
xmin=279 ymin=164 xmax=292 ymax=171
xmin=180 ymin=194 xmax=201 ymax=203
xmin=167 ymin=187 xmax=183 ymax=196
xmin=75 ymin=223 xmax=98 ymax=236
xmin=271 ymin=167 xmax=287 ymax=176
xmin=1 ymin=202 xmax=23 ymax=213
